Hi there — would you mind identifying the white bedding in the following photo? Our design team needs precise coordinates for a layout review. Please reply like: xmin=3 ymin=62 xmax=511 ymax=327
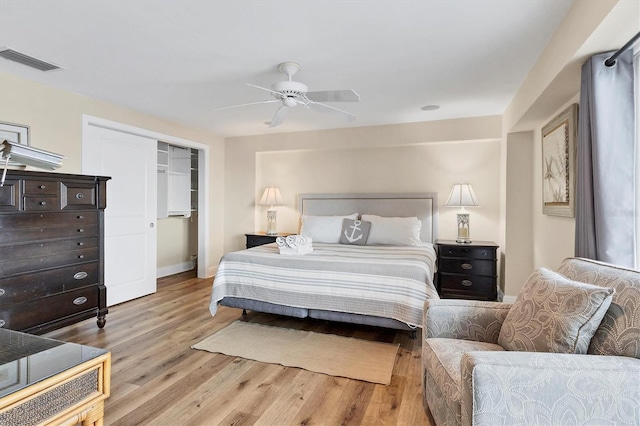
xmin=209 ymin=242 xmax=439 ymax=328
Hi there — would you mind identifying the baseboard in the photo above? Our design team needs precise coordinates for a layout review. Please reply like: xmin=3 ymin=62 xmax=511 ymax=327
xmin=207 ymin=265 xmax=218 ymax=278
xmin=502 ymin=295 xmax=517 ymax=303
xmin=157 ymin=261 xmax=194 ymax=278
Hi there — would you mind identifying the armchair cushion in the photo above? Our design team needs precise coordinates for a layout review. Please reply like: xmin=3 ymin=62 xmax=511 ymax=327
xmin=498 ymin=268 xmax=614 ymax=354
xmin=422 ymin=338 xmax=504 ymax=425
xmin=460 ymin=351 xmax=640 ymax=425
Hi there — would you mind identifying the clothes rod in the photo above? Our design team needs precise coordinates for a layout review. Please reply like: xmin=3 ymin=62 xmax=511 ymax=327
xmin=605 ymin=31 xmax=640 ymax=67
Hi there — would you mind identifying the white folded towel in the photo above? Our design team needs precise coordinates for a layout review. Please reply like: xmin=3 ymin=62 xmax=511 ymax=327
xmin=277 ymin=234 xmax=313 ymax=255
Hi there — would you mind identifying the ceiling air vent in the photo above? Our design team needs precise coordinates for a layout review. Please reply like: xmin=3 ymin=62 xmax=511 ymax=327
xmin=0 ymin=48 xmax=60 ymax=71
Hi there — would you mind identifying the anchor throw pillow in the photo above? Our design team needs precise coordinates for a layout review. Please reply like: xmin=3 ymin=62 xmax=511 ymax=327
xmin=339 ymin=219 xmax=371 ymax=246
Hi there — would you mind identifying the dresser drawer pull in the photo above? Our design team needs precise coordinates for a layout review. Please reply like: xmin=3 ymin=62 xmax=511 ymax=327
xmin=0 ymin=289 xmax=4 ymax=297
xmin=0 ymin=320 xmax=4 ymax=328
xmin=39 ymin=184 xmax=46 ymax=189
xmin=78 ymin=255 xmax=85 ymax=259
xmin=76 ymin=192 xmax=84 ymax=199
xmin=461 ymin=263 xmax=473 ymax=270
xmin=78 ymin=242 xmax=84 ymax=246
xmin=77 ymin=215 xmax=84 ymax=219
xmin=461 ymin=280 xmax=473 ymax=287
xmin=74 ymin=271 xmax=88 ymax=280
xmin=73 ymin=296 xmax=88 ymax=305
xmin=78 ymin=228 xmax=84 ymax=233
xmin=39 ymin=201 xmax=47 ymax=206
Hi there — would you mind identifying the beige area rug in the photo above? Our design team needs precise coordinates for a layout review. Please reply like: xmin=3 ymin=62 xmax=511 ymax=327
xmin=191 ymin=321 xmax=399 ymax=385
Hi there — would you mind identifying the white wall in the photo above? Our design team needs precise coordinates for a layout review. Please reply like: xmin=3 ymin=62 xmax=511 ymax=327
xmin=0 ymin=71 xmax=226 ymax=276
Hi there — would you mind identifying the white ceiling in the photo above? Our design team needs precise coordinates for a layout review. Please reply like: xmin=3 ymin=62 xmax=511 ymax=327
xmin=0 ymin=0 xmax=577 ymax=138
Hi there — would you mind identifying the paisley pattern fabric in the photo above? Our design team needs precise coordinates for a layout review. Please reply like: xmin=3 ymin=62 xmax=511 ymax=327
xmin=498 ymin=268 xmax=614 ymax=354
xmin=422 ymin=258 xmax=640 ymax=425
xmin=460 ymin=351 xmax=640 ymax=425
xmin=557 ymin=257 xmax=640 ymax=359
xmin=424 ymin=299 xmax=512 ymax=344
xmin=422 ymin=338 xmax=504 ymax=424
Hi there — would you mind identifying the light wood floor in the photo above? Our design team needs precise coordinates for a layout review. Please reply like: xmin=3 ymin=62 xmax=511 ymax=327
xmin=44 ymin=271 xmax=436 ymax=426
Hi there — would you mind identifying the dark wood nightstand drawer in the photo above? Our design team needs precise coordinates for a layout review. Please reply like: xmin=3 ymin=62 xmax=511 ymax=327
xmin=245 ymin=233 xmax=291 ymax=249
xmin=439 ymin=273 xmax=495 ymax=294
xmin=439 ymin=245 xmax=496 ymax=260
xmin=439 ymin=258 xmax=496 ymax=276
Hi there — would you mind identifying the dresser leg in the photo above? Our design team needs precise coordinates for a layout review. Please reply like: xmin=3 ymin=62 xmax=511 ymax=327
xmin=97 ymin=315 xmax=106 ymax=328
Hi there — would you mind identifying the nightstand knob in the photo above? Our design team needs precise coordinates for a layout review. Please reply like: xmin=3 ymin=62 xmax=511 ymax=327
xmin=462 ymin=280 xmax=473 ymax=287
xmin=461 ymin=263 xmax=473 ymax=270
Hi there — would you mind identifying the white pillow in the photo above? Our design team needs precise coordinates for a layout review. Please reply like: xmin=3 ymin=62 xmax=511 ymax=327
xmin=361 ymin=214 xmax=422 ymax=245
xmin=300 ymin=213 xmax=358 ymax=243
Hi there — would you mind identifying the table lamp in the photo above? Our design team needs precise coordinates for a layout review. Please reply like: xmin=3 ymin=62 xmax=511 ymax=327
xmin=445 ymin=183 xmax=479 ymax=243
xmin=259 ymin=187 xmax=283 ymax=235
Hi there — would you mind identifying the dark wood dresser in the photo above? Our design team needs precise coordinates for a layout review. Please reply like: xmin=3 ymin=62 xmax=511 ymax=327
xmin=0 ymin=170 xmax=110 ymax=334
xmin=435 ymin=239 xmax=498 ymax=301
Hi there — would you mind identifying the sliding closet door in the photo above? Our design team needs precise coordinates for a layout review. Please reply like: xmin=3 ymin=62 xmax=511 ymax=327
xmin=83 ymin=124 xmax=157 ymax=306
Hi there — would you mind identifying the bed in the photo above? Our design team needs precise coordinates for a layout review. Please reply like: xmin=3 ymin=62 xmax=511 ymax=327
xmin=209 ymin=193 xmax=439 ymax=337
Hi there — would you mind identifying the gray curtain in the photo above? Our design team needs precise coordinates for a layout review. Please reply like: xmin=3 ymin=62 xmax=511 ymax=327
xmin=575 ymin=50 xmax=636 ymax=268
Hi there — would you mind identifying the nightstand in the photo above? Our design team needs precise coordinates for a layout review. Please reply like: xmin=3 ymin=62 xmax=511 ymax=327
xmin=245 ymin=232 xmax=291 ymax=249
xmin=435 ymin=239 xmax=498 ymax=301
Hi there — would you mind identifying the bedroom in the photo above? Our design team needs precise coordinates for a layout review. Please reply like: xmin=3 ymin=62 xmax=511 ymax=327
xmin=0 ymin=0 xmax=638 ymax=424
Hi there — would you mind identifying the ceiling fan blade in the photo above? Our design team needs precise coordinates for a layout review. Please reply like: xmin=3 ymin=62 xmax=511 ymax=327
xmin=269 ymin=105 xmax=289 ymax=128
xmin=305 ymin=89 xmax=360 ymax=103
xmin=212 ymin=99 xmax=279 ymax=111
xmin=246 ymin=83 xmax=283 ymax=98
xmin=307 ymin=101 xmax=356 ymax=122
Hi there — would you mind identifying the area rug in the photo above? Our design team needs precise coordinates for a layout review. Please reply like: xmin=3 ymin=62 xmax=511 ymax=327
xmin=191 ymin=321 xmax=399 ymax=385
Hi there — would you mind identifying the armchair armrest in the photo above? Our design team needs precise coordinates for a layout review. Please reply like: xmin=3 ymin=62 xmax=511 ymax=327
xmin=460 ymin=351 xmax=640 ymax=426
xmin=423 ymin=299 xmax=512 ymax=343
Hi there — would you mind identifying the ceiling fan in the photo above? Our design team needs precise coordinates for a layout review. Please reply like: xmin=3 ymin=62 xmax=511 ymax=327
xmin=213 ymin=62 xmax=360 ymax=128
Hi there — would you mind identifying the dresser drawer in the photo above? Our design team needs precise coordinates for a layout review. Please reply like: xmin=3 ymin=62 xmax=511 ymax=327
xmin=0 ymin=262 xmax=99 ymax=304
xmin=1 ymin=247 xmax=99 ymax=276
xmin=24 ymin=180 xmax=60 ymax=196
xmin=0 ymin=223 xmax=98 ymax=244
xmin=439 ymin=273 xmax=496 ymax=295
xmin=0 ymin=236 xmax=98 ymax=261
xmin=0 ymin=211 xmax=98 ymax=230
xmin=0 ymin=286 xmax=99 ymax=331
xmin=61 ymin=181 xmax=98 ymax=209
xmin=439 ymin=245 xmax=496 ymax=260
xmin=0 ymin=179 xmax=20 ymax=212
xmin=23 ymin=196 xmax=61 ymax=211
xmin=439 ymin=258 xmax=496 ymax=276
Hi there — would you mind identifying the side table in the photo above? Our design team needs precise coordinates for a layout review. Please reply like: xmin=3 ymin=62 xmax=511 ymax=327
xmin=0 ymin=329 xmax=110 ymax=425
xmin=245 ymin=232 xmax=291 ymax=249
xmin=435 ymin=239 xmax=499 ymax=301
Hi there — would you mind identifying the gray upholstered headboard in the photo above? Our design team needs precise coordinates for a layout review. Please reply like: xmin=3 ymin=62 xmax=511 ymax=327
xmin=298 ymin=192 xmax=438 ymax=243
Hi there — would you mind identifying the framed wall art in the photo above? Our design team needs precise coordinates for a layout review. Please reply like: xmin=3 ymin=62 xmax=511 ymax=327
xmin=542 ymin=103 xmax=578 ymax=217
xmin=0 ymin=121 xmax=30 ymax=146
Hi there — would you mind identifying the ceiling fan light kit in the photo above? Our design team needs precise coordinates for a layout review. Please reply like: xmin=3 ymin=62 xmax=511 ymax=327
xmin=214 ymin=61 xmax=360 ymax=128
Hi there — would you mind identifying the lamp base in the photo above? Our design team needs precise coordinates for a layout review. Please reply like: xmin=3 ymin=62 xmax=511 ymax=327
xmin=266 ymin=209 xmax=277 ymax=236
xmin=456 ymin=238 xmax=472 ymax=244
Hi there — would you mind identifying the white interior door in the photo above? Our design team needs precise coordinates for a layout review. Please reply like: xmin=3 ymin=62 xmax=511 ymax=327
xmin=83 ymin=124 xmax=157 ymax=306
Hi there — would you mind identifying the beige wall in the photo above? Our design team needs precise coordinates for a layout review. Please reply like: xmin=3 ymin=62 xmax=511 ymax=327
xmin=500 ymin=0 xmax=638 ymax=297
xmin=225 ymin=116 xmax=502 ymax=253
xmin=0 ymin=71 xmax=226 ymax=275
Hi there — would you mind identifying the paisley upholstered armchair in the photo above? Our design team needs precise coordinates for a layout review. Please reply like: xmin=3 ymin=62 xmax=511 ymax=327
xmin=422 ymin=257 xmax=640 ymax=425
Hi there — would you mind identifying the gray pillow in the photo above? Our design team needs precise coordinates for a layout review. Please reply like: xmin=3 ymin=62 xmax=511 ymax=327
xmin=498 ymin=267 xmax=614 ymax=354
xmin=339 ymin=219 xmax=371 ymax=246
